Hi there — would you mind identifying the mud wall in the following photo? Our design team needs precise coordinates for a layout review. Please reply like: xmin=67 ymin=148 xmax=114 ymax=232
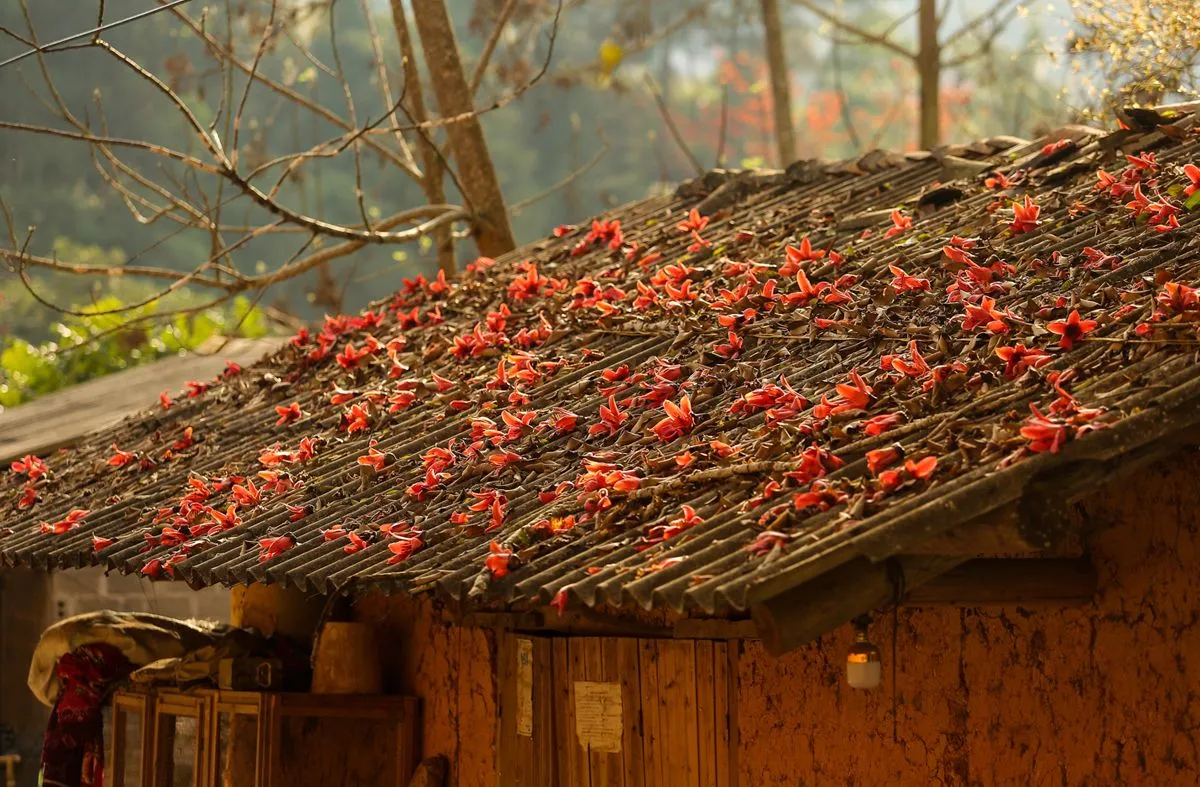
xmin=737 ymin=450 xmax=1200 ymax=786
xmin=354 ymin=594 xmax=497 ymax=786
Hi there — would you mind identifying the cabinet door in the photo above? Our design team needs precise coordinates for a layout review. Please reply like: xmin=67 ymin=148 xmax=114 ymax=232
xmin=110 ymin=693 xmax=153 ymax=787
xmin=151 ymin=693 xmax=208 ymax=787
xmin=210 ymin=694 xmax=264 ymax=787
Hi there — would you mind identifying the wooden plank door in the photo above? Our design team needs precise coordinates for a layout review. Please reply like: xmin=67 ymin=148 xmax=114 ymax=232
xmin=497 ymin=634 xmax=557 ymax=785
xmin=497 ymin=635 xmax=737 ymax=787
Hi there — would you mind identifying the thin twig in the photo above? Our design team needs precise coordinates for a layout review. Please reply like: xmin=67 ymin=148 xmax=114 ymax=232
xmin=0 ymin=0 xmax=195 ymax=70
xmin=510 ymin=131 xmax=611 ymax=215
xmin=469 ymin=0 xmax=519 ymax=96
xmin=645 ymin=73 xmax=704 ymax=177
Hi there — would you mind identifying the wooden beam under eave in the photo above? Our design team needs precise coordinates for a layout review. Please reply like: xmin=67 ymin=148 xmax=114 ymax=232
xmin=750 ymin=556 xmax=1100 ymax=656
xmin=750 ymin=555 xmax=965 ymax=656
xmin=902 ymin=502 xmax=1046 ymax=555
xmin=903 ymin=557 xmax=1097 ymax=608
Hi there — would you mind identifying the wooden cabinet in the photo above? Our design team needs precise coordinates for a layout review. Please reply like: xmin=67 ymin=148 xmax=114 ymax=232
xmin=108 ymin=689 xmax=419 ymax=787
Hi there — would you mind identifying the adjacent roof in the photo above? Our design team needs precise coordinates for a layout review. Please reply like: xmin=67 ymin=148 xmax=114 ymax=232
xmin=0 ymin=338 xmax=285 ymax=465
xmin=6 ymin=107 xmax=1200 ymax=619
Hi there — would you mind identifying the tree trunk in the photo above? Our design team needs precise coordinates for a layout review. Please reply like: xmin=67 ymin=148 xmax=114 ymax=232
xmin=917 ymin=0 xmax=941 ymax=149
xmin=759 ymin=0 xmax=797 ymax=166
xmin=409 ymin=0 xmax=516 ymax=259
xmin=388 ymin=0 xmax=456 ymax=274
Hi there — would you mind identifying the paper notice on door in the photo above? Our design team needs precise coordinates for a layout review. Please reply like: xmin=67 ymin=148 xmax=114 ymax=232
xmin=516 ymin=638 xmax=533 ymax=736
xmin=573 ymin=681 xmax=623 ymax=753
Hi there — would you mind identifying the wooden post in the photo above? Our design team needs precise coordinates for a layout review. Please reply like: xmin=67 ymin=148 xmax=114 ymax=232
xmin=311 ymin=622 xmax=383 ymax=694
xmin=229 ymin=583 xmax=324 ymax=640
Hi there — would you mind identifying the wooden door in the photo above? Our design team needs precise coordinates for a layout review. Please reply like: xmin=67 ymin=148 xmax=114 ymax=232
xmin=497 ymin=635 xmax=737 ymax=787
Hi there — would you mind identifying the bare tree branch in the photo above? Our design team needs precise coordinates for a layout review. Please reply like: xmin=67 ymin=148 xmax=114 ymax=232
xmin=468 ymin=0 xmax=519 ymax=96
xmin=791 ymin=0 xmax=917 ymax=61
xmin=645 ymin=73 xmax=704 ymax=177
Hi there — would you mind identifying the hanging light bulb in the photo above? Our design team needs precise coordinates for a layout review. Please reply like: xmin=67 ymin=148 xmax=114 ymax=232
xmin=846 ymin=614 xmax=882 ymax=690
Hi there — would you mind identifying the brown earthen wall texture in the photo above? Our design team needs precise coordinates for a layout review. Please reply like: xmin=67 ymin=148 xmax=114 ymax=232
xmin=738 ymin=451 xmax=1200 ymax=786
xmin=354 ymin=594 xmax=497 ymax=787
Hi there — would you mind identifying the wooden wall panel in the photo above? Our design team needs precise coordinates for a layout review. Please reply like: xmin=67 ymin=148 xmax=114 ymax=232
xmin=496 ymin=635 xmax=556 ymax=786
xmin=497 ymin=635 xmax=737 ymax=787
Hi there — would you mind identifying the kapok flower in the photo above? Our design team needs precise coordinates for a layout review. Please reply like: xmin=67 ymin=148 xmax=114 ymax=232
xmin=866 ymin=446 xmax=903 ymax=475
xmin=651 ymin=395 xmax=695 ymax=442
xmin=1046 ymin=310 xmax=1098 ymax=349
xmin=275 ymin=402 xmax=303 ymax=426
xmin=1008 ymin=195 xmax=1041 ymax=234
xmin=995 ymin=344 xmax=1052 ymax=379
xmin=1185 ymin=164 xmax=1200 ymax=197
xmin=884 ymin=209 xmax=912 ymax=238
xmin=485 ymin=541 xmax=515 ymax=579
xmin=258 ymin=536 xmax=295 ymax=563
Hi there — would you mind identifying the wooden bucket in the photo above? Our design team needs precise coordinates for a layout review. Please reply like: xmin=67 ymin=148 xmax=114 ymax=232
xmin=310 ymin=621 xmax=383 ymax=694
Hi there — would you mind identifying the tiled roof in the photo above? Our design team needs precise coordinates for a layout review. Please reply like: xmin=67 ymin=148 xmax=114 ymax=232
xmin=0 ymin=338 xmax=286 ymax=464
xmin=6 ymin=108 xmax=1200 ymax=617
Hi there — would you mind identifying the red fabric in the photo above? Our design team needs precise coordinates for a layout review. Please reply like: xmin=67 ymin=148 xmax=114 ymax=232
xmin=40 ymin=643 xmax=133 ymax=787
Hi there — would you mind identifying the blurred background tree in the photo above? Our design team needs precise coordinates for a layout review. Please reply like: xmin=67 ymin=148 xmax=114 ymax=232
xmin=0 ymin=0 xmax=1155 ymax=403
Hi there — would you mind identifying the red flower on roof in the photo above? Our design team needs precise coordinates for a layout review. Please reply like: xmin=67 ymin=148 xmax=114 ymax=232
xmin=485 ymin=541 xmax=515 ymax=579
xmin=1008 ymin=196 xmax=1041 ymax=234
xmin=207 ymin=504 xmax=241 ymax=532
xmin=651 ymin=395 xmax=695 ymax=442
xmin=1185 ymin=164 xmax=1200 ymax=197
xmin=781 ymin=237 xmax=826 ymax=275
xmin=1125 ymin=152 xmax=1158 ymax=172
xmin=713 ymin=331 xmax=744 ymax=359
xmin=258 ymin=536 xmax=295 ymax=563
xmin=995 ymin=344 xmax=1052 ymax=379
xmin=39 ymin=509 xmax=88 ymax=535
xmin=962 ymin=296 xmax=1010 ymax=334
xmin=1020 ymin=405 xmax=1069 ymax=453
xmin=862 ymin=412 xmax=904 ymax=437
xmin=159 ymin=391 xmax=173 ymax=410
xmin=231 ymin=479 xmax=263 ymax=508
xmin=275 ymin=402 xmax=303 ymax=426
xmin=18 ymin=485 xmax=40 ymax=509
xmin=588 ymin=395 xmax=629 ymax=438
xmin=10 ymin=454 xmax=49 ymax=480
xmin=1047 ymin=310 xmax=1098 ymax=349
xmin=357 ymin=442 xmax=389 ymax=473
xmin=676 ymin=208 xmax=709 ymax=234
xmin=386 ymin=532 xmax=424 ymax=564
xmin=223 ymin=360 xmax=243 ymax=377
xmin=343 ymin=403 xmax=371 ymax=434
xmin=885 ymin=210 xmax=912 ymax=238
xmin=185 ymin=381 xmax=209 ymax=398
xmin=866 ymin=446 xmax=902 ymax=475
xmin=107 ymin=444 xmax=137 ymax=468
xmin=91 ymin=535 xmax=115 ymax=552
xmin=888 ymin=264 xmax=929 ymax=293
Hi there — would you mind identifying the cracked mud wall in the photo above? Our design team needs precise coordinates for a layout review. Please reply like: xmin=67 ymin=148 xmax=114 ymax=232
xmin=354 ymin=594 xmax=497 ymax=787
xmin=737 ymin=450 xmax=1200 ymax=786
